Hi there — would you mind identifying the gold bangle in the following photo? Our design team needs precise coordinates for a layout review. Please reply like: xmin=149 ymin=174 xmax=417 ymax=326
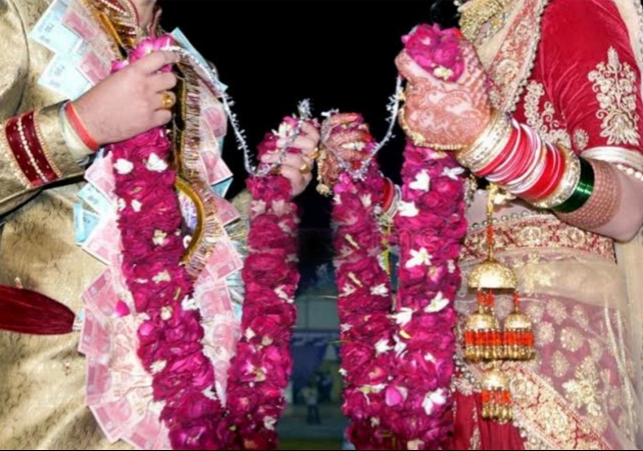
xmin=455 ymin=109 xmax=512 ymax=171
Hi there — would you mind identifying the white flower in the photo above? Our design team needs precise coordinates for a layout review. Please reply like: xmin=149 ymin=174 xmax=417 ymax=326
xmin=370 ymin=284 xmax=389 ymax=297
xmin=433 ymin=65 xmax=454 ymax=81
xmin=183 ymin=235 xmax=192 ymax=249
xmin=422 ymin=389 xmax=447 ymax=415
xmin=398 ymin=201 xmax=419 ymax=217
xmin=245 ymin=329 xmax=257 ymax=340
xmin=114 ymin=158 xmax=134 ymax=175
xmin=339 ymin=368 xmax=348 ymax=377
xmin=146 ymin=153 xmax=168 ymax=172
xmin=203 ymin=388 xmax=218 ymax=401
xmin=360 ymin=194 xmax=373 ymax=208
xmin=393 ymin=307 xmax=414 ymax=326
xmin=425 ymin=292 xmax=449 ymax=313
xmin=153 ymin=270 xmax=171 ymax=284
xmin=132 ymin=200 xmax=142 ymax=212
xmin=275 ymin=286 xmax=292 ymax=302
xmin=410 ymin=170 xmax=431 ymax=192
xmin=182 ymin=296 xmax=198 ymax=311
xmin=408 ymin=439 xmax=425 ymax=451
xmin=370 ymin=417 xmax=381 ymax=427
xmin=251 ymin=200 xmax=267 ymax=217
xmin=393 ymin=334 xmax=408 ymax=356
xmin=117 ymin=198 xmax=126 ymax=212
xmin=161 ymin=307 xmax=173 ymax=321
xmin=447 ymin=260 xmax=456 ymax=274
xmin=264 ymin=417 xmax=277 ymax=431
xmin=272 ymin=200 xmax=288 ymax=216
xmin=442 ymin=167 xmax=465 ymax=180
xmin=406 ymin=248 xmax=432 ymax=268
xmin=375 ymin=339 xmax=394 ymax=355
xmin=150 ymin=360 xmax=167 ymax=374
xmin=333 ymin=194 xmax=342 ymax=205
xmin=425 ymin=353 xmax=436 ymax=363
xmin=153 ymin=230 xmax=167 ymax=246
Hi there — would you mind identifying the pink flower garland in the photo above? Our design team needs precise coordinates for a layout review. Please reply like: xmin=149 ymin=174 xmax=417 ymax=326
xmin=111 ymin=38 xmax=300 ymax=450
xmin=331 ymin=126 xmax=466 ymax=447
xmin=330 ymin=119 xmax=396 ymax=450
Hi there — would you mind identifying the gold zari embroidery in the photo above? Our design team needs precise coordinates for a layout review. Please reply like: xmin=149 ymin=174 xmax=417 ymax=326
xmin=589 ymin=47 xmax=640 ymax=146
xmin=524 ymin=81 xmax=572 ymax=148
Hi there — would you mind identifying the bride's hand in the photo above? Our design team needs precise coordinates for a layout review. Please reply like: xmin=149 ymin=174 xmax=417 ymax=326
xmin=395 ymin=30 xmax=492 ymax=150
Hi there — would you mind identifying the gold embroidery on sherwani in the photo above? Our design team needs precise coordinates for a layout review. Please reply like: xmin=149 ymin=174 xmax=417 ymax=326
xmin=589 ymin=47 xmax=641 ymax=146
xmin=524 ymin=81 xmax=572 ymax=147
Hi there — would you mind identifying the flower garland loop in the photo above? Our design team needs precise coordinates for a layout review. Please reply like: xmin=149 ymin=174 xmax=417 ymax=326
xmin=111 ymin=37 xmax=301 ymax=450
xmin=331 ymin=25 xmax=468 ymax=450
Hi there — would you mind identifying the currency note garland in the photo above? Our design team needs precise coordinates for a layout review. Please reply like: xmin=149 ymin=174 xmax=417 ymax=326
xmin=109 ymin=36 xmax=301 ymax=450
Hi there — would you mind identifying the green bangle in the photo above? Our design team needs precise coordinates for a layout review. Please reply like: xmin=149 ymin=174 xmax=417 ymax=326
xmin=554 ymin=158 xmax=595 ymax=213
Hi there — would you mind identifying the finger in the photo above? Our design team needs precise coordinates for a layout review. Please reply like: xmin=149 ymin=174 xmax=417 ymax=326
xmin=281 ymin=153 xmax=310 ymax=171
xmin=279 ymin=166 xmax=306 ymax=195
xmin=149 ymin=72 xmax=178 ymax=92
xmin=395 ymin=51 xmax=432 ymax=85
xmin=301 ymin=121 xmax=320 ymax=140
xmin=260 ymin=152 xmax=280 ymax=163
xmin=133 ymin=51 xmax=179 ymax=74
xmin=153 ymin=91 xmax=176 ymax=111
xmin=152 ymin=109 xmax=173 ymax=127
xmin=278 ymin=136 xmax=317 ymax=153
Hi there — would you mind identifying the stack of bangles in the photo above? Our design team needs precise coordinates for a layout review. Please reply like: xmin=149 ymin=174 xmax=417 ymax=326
xmin=455 ymin=109 xmax=621 ymax=229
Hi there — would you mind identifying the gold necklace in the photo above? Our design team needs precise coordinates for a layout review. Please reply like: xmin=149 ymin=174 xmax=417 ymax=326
xmin=459 ymin=0 xmax=515 ymax=43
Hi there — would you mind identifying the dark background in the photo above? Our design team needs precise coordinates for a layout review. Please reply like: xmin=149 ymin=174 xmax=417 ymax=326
xmin=160 ymin=1 xmax=440 ymax=228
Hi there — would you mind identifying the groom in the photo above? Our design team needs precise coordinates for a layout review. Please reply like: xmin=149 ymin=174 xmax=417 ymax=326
xmin=0 ymin=0 xmax=318 ymax=448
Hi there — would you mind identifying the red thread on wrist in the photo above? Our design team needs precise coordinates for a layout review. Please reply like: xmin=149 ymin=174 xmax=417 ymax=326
xmin=65 ymin=102 xmax=100 ymax=152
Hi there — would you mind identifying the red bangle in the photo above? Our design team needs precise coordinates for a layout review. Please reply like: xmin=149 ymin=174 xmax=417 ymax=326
xmin=381 ymin=177 xmax=395 ymax=212
xmin=64 ymin=102 xmax=99 ymax=151
xmin=528 ymin=144 xmax=565 ymax=200
xmin=477 ymin=125 xmax=519 ymax=177
xmin=492 ymin=126 xmax=534 ymax=185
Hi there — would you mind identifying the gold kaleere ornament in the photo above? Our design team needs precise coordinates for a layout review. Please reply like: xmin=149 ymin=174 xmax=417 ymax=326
xmin=504 ymin=292 xmax=536 ymax=361
xmin=480 ymin=364 xmax=513 ymax=422
xmin=463 ymin=184 xmax=535 ymax=423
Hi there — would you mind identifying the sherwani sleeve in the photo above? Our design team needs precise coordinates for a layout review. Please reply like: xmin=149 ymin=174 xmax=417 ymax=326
xmin=0 ymin=0 xmax=85 ymax=216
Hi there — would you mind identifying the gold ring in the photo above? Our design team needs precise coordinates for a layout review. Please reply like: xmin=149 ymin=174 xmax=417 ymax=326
xmin=299 ymin=163 xmax=311 ymax=175
xmin=311 ymin=146 xmax=321 ymax=160
xmin=160 ymin=91 xmax=175 ymax=110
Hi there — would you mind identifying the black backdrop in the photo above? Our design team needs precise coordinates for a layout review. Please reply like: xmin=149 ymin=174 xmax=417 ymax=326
xmin=159 ymin=0 xmax=437 ymax=230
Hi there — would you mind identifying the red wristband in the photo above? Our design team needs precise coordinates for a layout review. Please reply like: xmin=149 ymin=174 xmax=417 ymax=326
xmin=64 ymin=102 xmax=100 ymax=152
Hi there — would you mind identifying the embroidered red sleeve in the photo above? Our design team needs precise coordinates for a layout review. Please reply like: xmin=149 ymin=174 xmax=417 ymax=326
xmin=532 ymin=0 xmax=643 ymax=154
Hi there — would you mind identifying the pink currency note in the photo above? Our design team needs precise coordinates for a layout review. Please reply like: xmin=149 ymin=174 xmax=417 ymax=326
xmin=86 ymin=361 xmax=113 ymax=405
xmin=79 ymin=308 xmax=110 ymax=358
xmin=83 ymin=217 xmax=120 ymax=264
xmin=195 ymin=273 xmax=233 ymax=319
xmin=213 ymin=195 xmax=240 ymax=226
xmin=85 ymin=154 xmax=116 ymax=201
xmin=83 ymin=270 xmax=119 ymax=319
xmin=203 ymin=238 xmax=243 ymax=281
xmin=79 ymin=50 xmax=110 ymax=85
xmin=91 ymin=397 xmax=134 ymax=443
